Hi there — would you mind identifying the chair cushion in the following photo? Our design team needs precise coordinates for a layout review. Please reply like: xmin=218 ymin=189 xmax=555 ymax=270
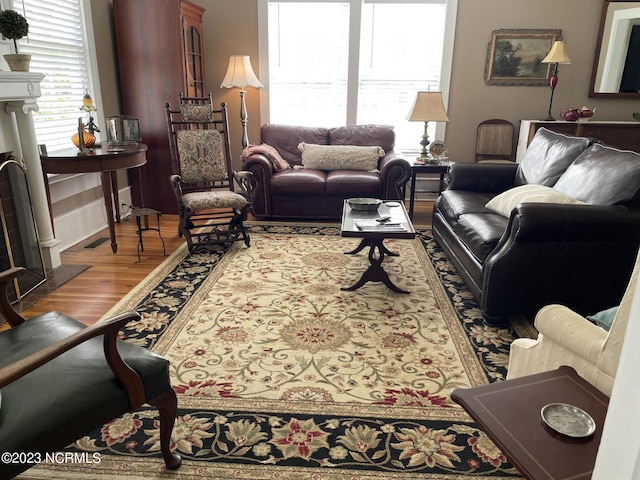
xmin=485 ymin=184 xmax=585 ymax=217
xmin=299 ymin=143 xmax=384 ymax=171
xmin=0 ymin=312 xmax=172 ymax=457
xmin=177 ymin=129 xmax=227 ymax=183
xmin=182 ymin=190 xmax=249 ymax=210
xmin=515 ymin=128 xmax=590 ymax=186
xmin=553 ymin=144 xmax=640 ymax=205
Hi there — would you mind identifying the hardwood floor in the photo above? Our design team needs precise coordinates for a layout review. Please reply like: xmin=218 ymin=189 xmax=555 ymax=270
xmin=16 ymin=201 xmax=434 ymax=326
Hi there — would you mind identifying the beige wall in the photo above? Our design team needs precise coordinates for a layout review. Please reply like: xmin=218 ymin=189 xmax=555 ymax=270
xmin=96 ymin=0 xmax=640 ymax=164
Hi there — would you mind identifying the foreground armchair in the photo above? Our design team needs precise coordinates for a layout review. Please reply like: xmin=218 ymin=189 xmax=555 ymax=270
xmin=0 ymin=267 xmax=181 ymax=479
xmin=507 ymin=249 xmax=640 ymax=396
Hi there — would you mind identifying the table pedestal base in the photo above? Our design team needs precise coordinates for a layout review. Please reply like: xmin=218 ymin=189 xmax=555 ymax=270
xmin=341 ymin=239 xmax=409 ymax=294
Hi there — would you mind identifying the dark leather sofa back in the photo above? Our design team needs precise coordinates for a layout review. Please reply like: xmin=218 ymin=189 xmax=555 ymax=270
xmin=261 ymin=124 xmax=330 ymax=166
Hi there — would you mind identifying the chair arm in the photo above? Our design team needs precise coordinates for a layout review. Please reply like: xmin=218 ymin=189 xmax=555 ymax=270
xmin=534 ymin=304 xmax=608 ymax=364
xmin=447 ymin=162 xmax=517 ymax=192
xmin=0 ymin=311 xmax=146 ymax=408
xmin=379 ymin=152 xmax=411 ymax=199
xmin=0 ymin=267 xmax=27 ymax=326
xmin=233 ymin=170 xmax=256 ymax=200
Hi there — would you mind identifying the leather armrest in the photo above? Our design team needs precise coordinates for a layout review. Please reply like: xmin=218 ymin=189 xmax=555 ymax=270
xmin=447 ymin=162 xmax=517 ymax=192
xmin=501 ymin=204 xmax=640 ymax=243
xmin=379 ymin=152 xmax=411 ymax=199
xmin=242 ymin=154 xmax=276 ymax=216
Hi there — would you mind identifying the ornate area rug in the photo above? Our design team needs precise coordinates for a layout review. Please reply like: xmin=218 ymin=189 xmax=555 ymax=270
xmin=23 ymin=224 xmax=525 ymax=479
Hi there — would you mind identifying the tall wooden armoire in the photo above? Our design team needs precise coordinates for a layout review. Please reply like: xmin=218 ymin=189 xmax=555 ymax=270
xmin=113 ymin=0 xmax=206 ymax=214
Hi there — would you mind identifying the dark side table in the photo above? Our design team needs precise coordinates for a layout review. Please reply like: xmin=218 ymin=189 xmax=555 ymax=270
xmin=406 ymin=159 xmax=450 ymax=219
xmin=451 ymin=366 xmax=609 ymax=480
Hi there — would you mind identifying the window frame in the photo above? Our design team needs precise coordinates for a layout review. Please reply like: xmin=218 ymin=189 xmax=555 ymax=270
xmin=8 ymin=0 xmax=105 ymax=153
xmin=257 ymin=0 xmax=458 ymax=151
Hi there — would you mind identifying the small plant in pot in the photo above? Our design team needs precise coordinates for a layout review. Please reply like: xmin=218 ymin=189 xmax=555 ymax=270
xmin=0 ymin=9 xmax=30 ymax=72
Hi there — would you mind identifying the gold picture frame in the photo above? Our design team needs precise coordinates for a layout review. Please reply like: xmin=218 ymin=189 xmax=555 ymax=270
xmin=485 ymin=29 xmax=562 ymax=86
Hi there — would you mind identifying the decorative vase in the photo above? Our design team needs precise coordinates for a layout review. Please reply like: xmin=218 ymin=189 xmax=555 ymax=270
xmin=71 ymin=128 xmax=96 ymax=149
xmin=3 ymin=54 xmax=31 ymax=72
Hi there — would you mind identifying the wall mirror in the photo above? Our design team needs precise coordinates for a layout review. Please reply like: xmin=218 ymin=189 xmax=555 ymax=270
xmin=590 ymin=0 xmax=640 ymax=98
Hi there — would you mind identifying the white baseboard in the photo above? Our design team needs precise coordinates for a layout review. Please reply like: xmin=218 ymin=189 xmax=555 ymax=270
xmin=52 ymin=187 xmax=133 ymax=252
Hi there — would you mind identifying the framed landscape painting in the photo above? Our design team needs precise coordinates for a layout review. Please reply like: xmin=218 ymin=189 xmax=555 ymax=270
xmin=485 ymin=29 xmax=562 ymax=86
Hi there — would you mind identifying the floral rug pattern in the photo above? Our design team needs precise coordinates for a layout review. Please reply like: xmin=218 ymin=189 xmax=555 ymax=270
xmin=25 ymin=225 xmax=523 ymax=479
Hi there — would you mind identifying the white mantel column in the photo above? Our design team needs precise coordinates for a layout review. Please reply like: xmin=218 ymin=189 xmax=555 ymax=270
xmin=6 ymin=101 xmax=61 ymax=269
xmin=1 ymin=72 xmax=61 ymax=269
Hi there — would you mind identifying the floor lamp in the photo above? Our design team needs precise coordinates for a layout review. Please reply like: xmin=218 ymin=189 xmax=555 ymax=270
xmin=541 ymin=41 xmax=571 ymax=121
xmin=407 ymin=91 xmax=449 ymax=164
xmin=221 ymin=55 xmax=263 ymax=149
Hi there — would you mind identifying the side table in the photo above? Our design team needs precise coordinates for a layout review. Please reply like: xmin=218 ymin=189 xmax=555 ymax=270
xmin=132 ymin=207 xmax=166 ymax=262
xmin=406 ymin=159 xmax=450 ymax=219
xmin=451 ymin=366 xmax=609 ymax=480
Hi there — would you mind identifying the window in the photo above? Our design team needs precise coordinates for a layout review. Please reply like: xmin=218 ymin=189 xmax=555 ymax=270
xmin=258 ymin=0 xmax=457 ymax=153
xmin=12 ymin=0 xmax=101 ymax=152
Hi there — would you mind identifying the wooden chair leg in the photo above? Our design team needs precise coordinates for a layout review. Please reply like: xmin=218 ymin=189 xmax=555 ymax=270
xmin=148 ymin=389 xmax=182 ymax=470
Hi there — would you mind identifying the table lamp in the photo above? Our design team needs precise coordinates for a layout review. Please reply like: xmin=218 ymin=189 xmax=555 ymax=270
xmin=220 ymin=55 xmax=263 ymax=149
xmin=541 ymin=40 xmax=571 ymax=121
xmin=407 ymin=91 xmax=449 ymax=164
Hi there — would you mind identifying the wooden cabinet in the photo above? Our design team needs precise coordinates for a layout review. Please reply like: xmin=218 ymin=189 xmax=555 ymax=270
xmin=113 ymin=0 xmax=206 ymax=213
xmin=517 ymin=120 xmax=640 ymax=162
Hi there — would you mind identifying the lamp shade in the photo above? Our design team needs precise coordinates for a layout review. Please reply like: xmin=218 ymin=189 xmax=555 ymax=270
xmin=407 ymin=91 xmax=449 ymax=122
xmin=542 ymin=41 xmax=571 ymax=64
xmin=220 ymin=55 xmax=263 ymax=89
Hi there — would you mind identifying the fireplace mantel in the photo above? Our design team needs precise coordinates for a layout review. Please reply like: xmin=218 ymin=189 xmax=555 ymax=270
xmin=0 ymin=71 xmax=61 ymax=269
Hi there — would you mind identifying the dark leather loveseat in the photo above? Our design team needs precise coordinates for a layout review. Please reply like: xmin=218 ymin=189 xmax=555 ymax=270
xmin=432 ymin=127 xmax=640 ymax=325
xmin=241 ymin=124 xmax=411 ymax=219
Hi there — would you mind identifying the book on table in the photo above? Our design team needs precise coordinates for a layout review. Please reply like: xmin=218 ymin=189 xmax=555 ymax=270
xmin=354 ymin=220 xmax=407 ymax=232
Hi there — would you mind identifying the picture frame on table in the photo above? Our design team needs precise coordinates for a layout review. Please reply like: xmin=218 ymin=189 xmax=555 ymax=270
xmin=484 ymin=29 xmax=562 ymax=86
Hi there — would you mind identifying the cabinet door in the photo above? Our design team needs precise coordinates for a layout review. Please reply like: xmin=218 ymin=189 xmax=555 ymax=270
xmin=181 ymin=1 xmax=206 ymax=98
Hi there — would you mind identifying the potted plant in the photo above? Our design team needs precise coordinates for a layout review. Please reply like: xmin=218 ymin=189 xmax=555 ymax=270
xmin=0 ymin=9 xmax=30 ymax=72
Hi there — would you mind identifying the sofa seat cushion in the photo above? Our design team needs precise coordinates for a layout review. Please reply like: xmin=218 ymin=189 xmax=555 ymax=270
xmin=270 ymin=169 xmax=327 ymax=195
xmin=553 ymin=144 xmax=640 ymax=205
xmin=325 ymin=170 xmax=381 ymax=196
xmin=453 ymin=213 xmax=509 ymax=262
xmin=436 ymin=190 xmax=496 ymax=226
xmin=515 ymin=127 xmax=590 ymax=187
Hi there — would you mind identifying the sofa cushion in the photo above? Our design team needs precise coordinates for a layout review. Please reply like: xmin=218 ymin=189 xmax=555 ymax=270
xmin=325 ymin=170 xmax=381 ymax=196
xmin=485 ymin=184 xmax=586 ymax=217
xmin=436 ymin=190 xmax=496 ymax=226
xmin=453 ymin=213 xmax=509 ymax=262
xmin=553 ymin=144 xmax=640 ymax=205
xmin=270 ymin=169 xmax=327 ymax=195
xmin=515 ymin=128 xmax=590 ymax=186
xmin=299 ymin=143 xmax=384 ymax=171
xmin=260 ymin=124 xmax=330 ymax=166
xmin=329 ymin=124 xmax=395 ymax=153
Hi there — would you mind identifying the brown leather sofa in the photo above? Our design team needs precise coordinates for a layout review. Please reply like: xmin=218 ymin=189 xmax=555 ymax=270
xmin=241 ymin=124 xmax=411 ymax=219
xmin=432 ymin=127 xmax=640 ymax=325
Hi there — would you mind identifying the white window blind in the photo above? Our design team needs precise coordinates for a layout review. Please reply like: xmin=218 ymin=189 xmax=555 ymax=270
xmin=13 ymin=0 xmax=96 ymax=152
xmin=262 ymin=0 xmax=454 ymax=153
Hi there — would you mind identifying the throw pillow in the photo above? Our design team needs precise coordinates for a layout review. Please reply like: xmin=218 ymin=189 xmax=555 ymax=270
xmin=515 ymin=128 xmax=590 ymax=186
xmin=298 ymin=143 xmax=384 ymax=171
xmin=485 ymin=184 xmax=586 ymax=217
xmin=587 ymin=306 xmax=618 ymax=331
xmin=553 ymin=144 xmax=640 ymax=205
